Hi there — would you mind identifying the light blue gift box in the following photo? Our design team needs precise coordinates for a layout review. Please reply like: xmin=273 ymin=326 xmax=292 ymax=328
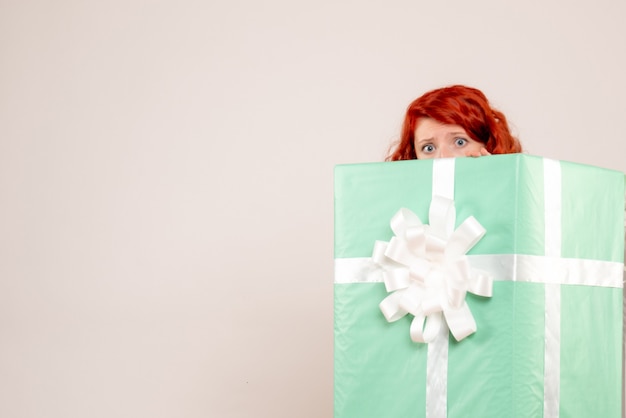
xmin=334 ymin=154 xmax=624 ymax=418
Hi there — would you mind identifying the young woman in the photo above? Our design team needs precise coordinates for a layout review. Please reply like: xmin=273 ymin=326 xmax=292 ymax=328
xmin=386 ymin=85 xmax=522 ymax=160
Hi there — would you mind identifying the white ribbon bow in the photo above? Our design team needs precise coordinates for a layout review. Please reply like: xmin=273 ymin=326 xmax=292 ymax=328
xmin=374 ymin=196 xmax=493 ymax=343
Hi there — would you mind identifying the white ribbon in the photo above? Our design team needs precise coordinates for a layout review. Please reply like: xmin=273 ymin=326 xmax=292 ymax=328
xmin=543 ymin=158 xmax=561 ymax=418
xmin=374 ymin=197 xmax=493 ymax=343
xmin=335 ymin=255 xmax=623 ymax=287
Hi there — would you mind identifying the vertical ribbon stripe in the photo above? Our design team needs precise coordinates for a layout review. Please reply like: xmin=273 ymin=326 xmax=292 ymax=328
xmin=543 ymin=158 xmax=562 ymax=418
xmin=427 ymin=320 xmax=450 ymax=418
xmin=426 ymin=158 xmax=455 ymax=418
xmin=432 ymin=158 xmax=455 ymax=200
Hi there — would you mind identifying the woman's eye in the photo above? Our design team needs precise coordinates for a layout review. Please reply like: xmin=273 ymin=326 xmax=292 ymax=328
xmin=422 ymin=144 xmax=435 ymax=153
xmin=454 ymin=138 xmax=467 ymax=147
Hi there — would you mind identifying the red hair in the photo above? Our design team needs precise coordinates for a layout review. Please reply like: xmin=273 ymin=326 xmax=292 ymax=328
xmin=386 ymin=85 xmax=522 ymax=160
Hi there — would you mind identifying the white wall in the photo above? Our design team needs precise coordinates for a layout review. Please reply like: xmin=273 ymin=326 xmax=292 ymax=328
xmin=1 ymin=1 xmax=624 ymax=417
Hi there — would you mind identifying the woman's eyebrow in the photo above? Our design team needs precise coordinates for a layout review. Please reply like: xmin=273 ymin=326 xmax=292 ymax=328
xmin=415 ymin=137 xmax=433 ymax=143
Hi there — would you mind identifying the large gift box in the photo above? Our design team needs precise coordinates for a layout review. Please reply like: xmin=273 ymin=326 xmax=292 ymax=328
xmin=334 ymin=154 xmax=624 ymax=418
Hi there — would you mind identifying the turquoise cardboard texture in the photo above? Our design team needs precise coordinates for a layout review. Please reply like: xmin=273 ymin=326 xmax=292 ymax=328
xmin=334 ymin=154 xmax=624 ymax=418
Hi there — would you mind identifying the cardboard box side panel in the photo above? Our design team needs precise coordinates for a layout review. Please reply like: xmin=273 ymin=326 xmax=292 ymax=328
xmin=560 ymin=163 xmax=625 ymax=262
xmin=333 ymin=161 xmax=433 ymax=259
xmin=560 ymin=286 xmax=623 ymax=417
xmin=453 ymin=155 xmax=520 ymax=255
xmin=516 ymin=155 xmax=547 ymax=256
xmin=447 ymin=282 xmax=545 ymax=417
xmin=510 ymin=281 xmax=547 ymax=417
xmin=334 ymin=283 xmax=427 ymax=418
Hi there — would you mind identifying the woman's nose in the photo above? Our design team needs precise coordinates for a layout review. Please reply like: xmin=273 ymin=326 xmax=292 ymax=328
xmin=439 ymin=147 xmax=451 ymax=158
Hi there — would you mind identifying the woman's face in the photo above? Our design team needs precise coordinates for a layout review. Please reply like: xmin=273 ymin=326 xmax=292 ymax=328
xmin=414 ymin=118 xmax=488 ymax=159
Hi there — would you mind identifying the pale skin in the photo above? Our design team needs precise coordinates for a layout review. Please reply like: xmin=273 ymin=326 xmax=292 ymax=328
xmin=414 ymin=117 xmax=491 ymax=159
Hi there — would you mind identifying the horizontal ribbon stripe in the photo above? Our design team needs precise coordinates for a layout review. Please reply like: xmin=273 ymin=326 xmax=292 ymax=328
xmin=335 ymin=255 xmax=624 ymax=288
